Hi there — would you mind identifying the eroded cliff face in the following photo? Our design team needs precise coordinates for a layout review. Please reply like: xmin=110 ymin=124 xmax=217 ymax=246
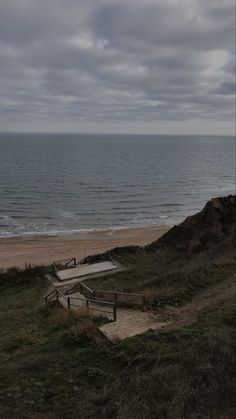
xmin=83 ymin=196 xmax=236 ymax=268
xmin=146 ymin=195 xmax=236 ymax=261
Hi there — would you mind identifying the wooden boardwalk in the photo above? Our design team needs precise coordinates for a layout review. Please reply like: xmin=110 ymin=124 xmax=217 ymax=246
xmin=45 ymin=273 xmax=236 ymax=343
xmin=99 ymin=309 xmax=168 ymax=342
xmin=56 ymin=291 xmax=167 ymax=341
xmin=56 ymin=261 xmax=119 ymax=281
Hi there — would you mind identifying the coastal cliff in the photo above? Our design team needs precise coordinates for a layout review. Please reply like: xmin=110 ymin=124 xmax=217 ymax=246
xmin=146 ymin=195 xmax=236 ymax=261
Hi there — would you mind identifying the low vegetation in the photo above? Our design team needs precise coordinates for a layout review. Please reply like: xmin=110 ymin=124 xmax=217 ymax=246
xmin=0 ymin=196 xmax=235 ymax=418
xmin=84 ymin=195 xmax=236 ymax=308
xmin=85 ymin=247 xmax=235 ymax=307
xmin=0 ymin=262 xmax=235 ymax=419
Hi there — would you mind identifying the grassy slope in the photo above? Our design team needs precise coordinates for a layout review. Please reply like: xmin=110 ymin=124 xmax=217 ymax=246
xmin=0 ymin=266 xmax=235 ymax=419
xmin=84 ymin=195 xmax=236 ymax=306
xmin=84 ymin=247 xmax=236 ymax=308
xmin=0 ymin=270 xmax=121 ymax=418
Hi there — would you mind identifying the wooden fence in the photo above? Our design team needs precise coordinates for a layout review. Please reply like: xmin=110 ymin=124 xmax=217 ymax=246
xmin=45 ymin=286 xmax=116 ymax=321
xmin=65 ymin=281 xmax=146 ymax=310
xmin=93 ymin=289 xmax=145 ymax=310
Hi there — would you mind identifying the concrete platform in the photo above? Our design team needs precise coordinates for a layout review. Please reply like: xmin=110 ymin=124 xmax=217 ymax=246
xmin=56 ymin=261 xmax=118 ymax=281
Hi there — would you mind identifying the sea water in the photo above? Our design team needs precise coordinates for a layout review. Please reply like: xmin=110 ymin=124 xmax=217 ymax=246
xmin=0 ymin=133 xmax=234 ymax=236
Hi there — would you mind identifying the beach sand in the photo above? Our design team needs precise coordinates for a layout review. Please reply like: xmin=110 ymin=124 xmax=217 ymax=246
xmin=0 ymin=225 xmax=170 ymax=270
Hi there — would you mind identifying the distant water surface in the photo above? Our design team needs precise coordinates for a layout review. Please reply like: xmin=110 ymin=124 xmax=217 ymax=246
xmin=0 ymin=133 xmax=234 ymax=236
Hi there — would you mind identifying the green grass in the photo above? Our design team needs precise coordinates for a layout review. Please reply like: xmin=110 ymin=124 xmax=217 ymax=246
xmin=84 ymin=248 xmax=174 ymax=292
xmin=84 ymin=246 xmax=235 ymax=308
xmin=148 ymin=263 xmax=236 ymax=308
xmin=0 ymin=266 xmax=235 ymax=418
xmin=0 ymin=269 xmax=122 ymax=418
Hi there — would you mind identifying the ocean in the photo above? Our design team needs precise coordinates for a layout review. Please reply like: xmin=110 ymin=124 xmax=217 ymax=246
xmin=0 ymin=133 xmax=234 ymax=237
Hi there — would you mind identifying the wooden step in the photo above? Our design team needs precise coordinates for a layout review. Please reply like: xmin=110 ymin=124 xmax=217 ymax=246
xmin=99 ymin=308 xmax=169 ymax=342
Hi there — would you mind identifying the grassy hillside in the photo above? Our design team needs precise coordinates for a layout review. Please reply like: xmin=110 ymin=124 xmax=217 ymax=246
xmin=0 ymin=196 xmax=235 ymax=418
xmin=0 ymin=264 xmax=235 ymax=419
xmin=84 ymin=195 xmax=236 ymax=306
xmin=84 ymin=246 xmax=235 ymax=307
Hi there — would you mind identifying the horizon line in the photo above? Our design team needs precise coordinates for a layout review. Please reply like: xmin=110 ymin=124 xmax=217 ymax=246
xmin=0 ymin=131 xmax=235 ymax=137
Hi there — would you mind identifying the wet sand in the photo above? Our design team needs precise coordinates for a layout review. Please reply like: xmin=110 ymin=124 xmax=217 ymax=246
xmin=0 ymin=225 xmax=170 ymax=270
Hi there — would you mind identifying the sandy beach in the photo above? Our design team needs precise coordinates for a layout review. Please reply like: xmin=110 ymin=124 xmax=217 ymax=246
xmin=0 ymin=225 xmax=170 ymax=270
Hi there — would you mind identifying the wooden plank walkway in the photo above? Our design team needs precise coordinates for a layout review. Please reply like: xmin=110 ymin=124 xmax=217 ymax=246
xmin=56 ymin=261 xmax=119 ymax=281
xmin=99 ymin=309 xmax=169 ymax=342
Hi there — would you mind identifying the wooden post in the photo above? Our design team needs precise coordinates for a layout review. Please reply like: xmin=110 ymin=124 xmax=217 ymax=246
xmin=142 ymin=295 xmax=145 ymax=311
xmin=114 ymin=292 xmax=117 ymax=302
xmin=113 ymin=304 xmax=117 ymax=322
xmin=93 ymin=291 xmax=95 ymax=300
xmin=86 ymin=299 xmax=89 ymax=314
xmin=67 ymin=297 xmax=71 ymax=310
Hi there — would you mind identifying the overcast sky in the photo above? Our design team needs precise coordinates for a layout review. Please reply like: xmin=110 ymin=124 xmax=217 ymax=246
xmin=0 ymin=0 xmax=235 ymax=135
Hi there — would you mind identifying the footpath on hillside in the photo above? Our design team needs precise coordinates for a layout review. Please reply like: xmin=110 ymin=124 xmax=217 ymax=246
xmin=99 ymin=276 xmax=236 ymax=341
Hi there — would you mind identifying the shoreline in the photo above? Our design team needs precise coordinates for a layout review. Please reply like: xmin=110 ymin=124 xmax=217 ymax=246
xmin=0 ymin=224 xmax=170 ymax=270
xmin=0 ymin=222 xmax=172 ymax=239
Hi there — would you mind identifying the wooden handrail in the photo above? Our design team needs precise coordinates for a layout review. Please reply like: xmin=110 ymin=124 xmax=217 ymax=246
xmin=68 ymin=295 xmax=115 ymax=306
xmin=93 ymin=289 xmax=145 ymax=311
xmin=45 ymin=287 xmax=117 ymax=321
xmin=65 ymin=281 xmax=94 ymax=298
xmin=67 ymin=295 xmax=117 ymax=321
xmin=94 ymin=289 xmax=144 ymax=298
xmin=75 ymin=256 xmax=88 ymax=266
xmin=45 ymin=288 xmax=57 ymax=302
xmin=65 ymin=282 xmax=80 ymax=295
xmin=80 ymin=282 xmax=95 ymax=299
xmin=53 ymin=257 xmax=76 ymax=271
xmin=52 ymin=287 xmax=71 ymax=309
xmin=67 ymin=283 xmax=145 ymax=311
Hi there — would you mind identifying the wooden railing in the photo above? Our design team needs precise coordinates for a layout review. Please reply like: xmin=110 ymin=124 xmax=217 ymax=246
xmin=67 ymin=295 xmax=117 ymax=321
xmin=53 ymin=257 xmax=76 ymax=271
xmin=75 ymin=257 xmax=88 ymax=267
xmin=45 ymin=287 xmax=69 ymax=307
xmin=45 ymin=288 xmax=58 ymax=303
xmin=80 ymin=283 xmax=95 ymax=299
xmin=66 ymin=282 xmax=95 ymax=299
xmin=65 ymin=281 xmax=145 ymax=310
xmin=53 ymin=256 xmax=89 ymax=272
xmin=45 ymin=286 xmax=116 ymax=321
xmin=93 ymin=289 xmax=146 ymax=310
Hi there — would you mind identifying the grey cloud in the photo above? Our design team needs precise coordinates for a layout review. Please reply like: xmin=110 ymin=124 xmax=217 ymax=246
xmin=0 ymin=0 xmax=234 ymax=134
xmin=93 ymin=1 xmax=234 ymax=52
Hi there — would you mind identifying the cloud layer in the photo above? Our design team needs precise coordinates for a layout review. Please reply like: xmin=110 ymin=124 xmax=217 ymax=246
xmin=0 ymin=0 xmax=235 ymax=134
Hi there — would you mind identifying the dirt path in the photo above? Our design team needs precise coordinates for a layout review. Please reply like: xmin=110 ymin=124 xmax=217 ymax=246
xmin=99 ymin=276 xmax=236 ymax=342
xmin=159 ymin=276 xmax=236 ymax=327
